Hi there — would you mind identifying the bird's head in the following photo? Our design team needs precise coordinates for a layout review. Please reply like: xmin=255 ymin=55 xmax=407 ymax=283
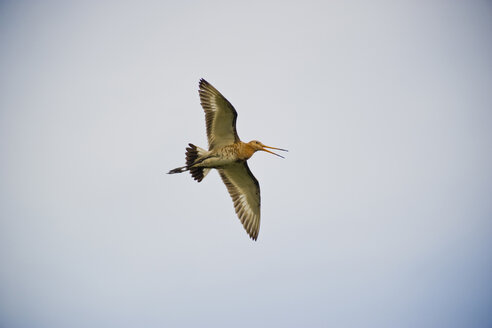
xmin=247 ymin=140 xmax=288 ymax=158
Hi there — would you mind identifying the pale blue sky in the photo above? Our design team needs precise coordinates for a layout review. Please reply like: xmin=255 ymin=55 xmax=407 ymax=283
xmin=1 ymin=1 xmax=492 ymax=327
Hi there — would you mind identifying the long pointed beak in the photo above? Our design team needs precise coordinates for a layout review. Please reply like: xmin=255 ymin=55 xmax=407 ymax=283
xmin=261 ymin=145 xmax=288 ymax=159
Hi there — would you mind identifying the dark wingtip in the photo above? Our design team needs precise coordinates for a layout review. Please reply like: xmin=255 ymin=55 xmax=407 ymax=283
xmin=249 ymin=231 xmax=258 ymax=241
xmin=199 ymin=78 xmax=209 ymax=88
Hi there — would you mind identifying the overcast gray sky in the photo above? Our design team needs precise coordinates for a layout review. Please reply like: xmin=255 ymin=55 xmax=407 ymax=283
xmin=1 ymin=1 xmax=492 ymax=327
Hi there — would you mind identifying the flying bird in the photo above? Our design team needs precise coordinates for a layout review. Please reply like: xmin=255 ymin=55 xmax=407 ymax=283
xmin=168 ymin=79 xmax=287 ymax=240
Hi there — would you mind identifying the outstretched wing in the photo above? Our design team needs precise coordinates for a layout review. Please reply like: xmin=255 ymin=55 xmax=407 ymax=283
xmin=199 ymin=79 xmax=240 ymax=150
xmin=218 ymin=162 xmax=261 ymax=240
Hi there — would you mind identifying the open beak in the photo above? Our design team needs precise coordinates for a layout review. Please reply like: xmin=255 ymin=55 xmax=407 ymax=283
xmin=261 ymin=145 xmax=288 ymax=159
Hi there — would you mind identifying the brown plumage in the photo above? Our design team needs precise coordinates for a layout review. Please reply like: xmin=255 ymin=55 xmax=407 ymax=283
xmin=168 ymin=79 xmax=287 ymax=240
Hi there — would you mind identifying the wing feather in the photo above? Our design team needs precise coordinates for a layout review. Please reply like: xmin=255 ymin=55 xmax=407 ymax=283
xmin=199 ymin=79 xmax=240 ymax=150
xmin=218 ymin=162 xmax=261 ymax=240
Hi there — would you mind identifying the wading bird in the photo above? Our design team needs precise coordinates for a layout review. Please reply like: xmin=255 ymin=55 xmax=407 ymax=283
xmin=168 ymin=79 xmax=287 ymax=240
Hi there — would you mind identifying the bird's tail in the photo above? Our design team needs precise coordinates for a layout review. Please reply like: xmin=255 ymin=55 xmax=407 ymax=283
xmin=167 ymin=143 xmax=210 ymax=182
xmin=186 ymin=143 xmax=210 ymax=182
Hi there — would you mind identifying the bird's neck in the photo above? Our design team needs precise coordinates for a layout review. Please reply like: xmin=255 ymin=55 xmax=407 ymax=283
xmin=237 ymin=142 xmax=256 ymax=160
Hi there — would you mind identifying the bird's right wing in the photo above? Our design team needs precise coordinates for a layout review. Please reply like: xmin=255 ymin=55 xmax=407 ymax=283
xmin=218 ymin=162 xmax=261 ymax=240
xmin=199 ymin=79 xmax=240 ymax=150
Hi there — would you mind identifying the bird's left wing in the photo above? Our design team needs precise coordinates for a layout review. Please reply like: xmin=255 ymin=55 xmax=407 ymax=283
xmin=199 ymin=79 xmax=240 ymax=150
xmin=218 ymin=162 xmax=261 ymax=240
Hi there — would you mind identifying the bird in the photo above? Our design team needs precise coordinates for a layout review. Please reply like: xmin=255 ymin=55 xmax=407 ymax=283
xmin=168 ymin=78 xmax=287 ymax=240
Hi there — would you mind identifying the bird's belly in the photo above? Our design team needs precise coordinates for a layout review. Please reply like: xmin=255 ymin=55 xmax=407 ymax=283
xmin=199 ymin=155 xmax=237 ymax=168
xmin=197 ymin=146 xmax=240 ymax=168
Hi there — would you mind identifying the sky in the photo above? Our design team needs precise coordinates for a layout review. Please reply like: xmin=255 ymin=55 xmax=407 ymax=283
xmin=1 ymin=0 xmax=492 ymax=327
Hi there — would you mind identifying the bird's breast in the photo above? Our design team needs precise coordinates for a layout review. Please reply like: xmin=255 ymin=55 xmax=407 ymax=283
xmin=236 ymin=143 xmax=255 ymax=160
xmin=219 ymin=143 xmax=253 ymax=160
xmin=217 ymin=144 xmax=241 ymax=160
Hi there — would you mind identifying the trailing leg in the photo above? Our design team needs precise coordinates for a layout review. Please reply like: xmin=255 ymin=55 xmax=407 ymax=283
xmin=168 ymin=166 xmax=187 ymax=174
